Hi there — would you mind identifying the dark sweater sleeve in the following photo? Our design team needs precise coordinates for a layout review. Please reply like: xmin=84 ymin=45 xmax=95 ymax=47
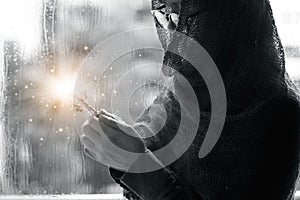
xmin=109 ymin=151 xmax=202 ymax=200
xmin=109 ymin=92 xmax=202 ymax=199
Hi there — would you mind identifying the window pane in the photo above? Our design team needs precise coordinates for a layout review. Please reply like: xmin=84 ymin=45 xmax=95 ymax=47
xmin=272 ymin=0 xmax=300 ymax=86
xmin=0 ymin=0 xmax=154 ymax=195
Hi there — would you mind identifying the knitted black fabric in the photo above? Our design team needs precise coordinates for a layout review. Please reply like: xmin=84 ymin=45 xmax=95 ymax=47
xmin=110 ymin=0 xmax=300 ymax=199
xmin=160 ymin=0 xmax=299 ymax=114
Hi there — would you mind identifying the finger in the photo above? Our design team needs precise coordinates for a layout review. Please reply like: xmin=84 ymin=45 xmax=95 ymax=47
xmin=84 ymin=148 xmax=116 ymax=167
xmin=81 ymin=119 xmax=97 ymax=135
xmin=99 ymin=109 xmax=121 ymax=120
xmin=99 ymin=114 xmax=132 ymax=134
xmin=99 ymin=114 xmax=118 ymax=129
xmin=82 ymin=124 xmax=102 ymax=143
xmin=81 ymin=136 xmax=96 ymax=151
xmin=97 ymin=120 xmax=138 ymax=151
xmin=85 ymin=115 xmax=102 ymax=133
xmin=84 ymin=148 xmax=97 ymax=160
xmin=98 ymin=119 xmax=121 ymax=138
xmin=99 ymin=116 xmax=141 ymax=140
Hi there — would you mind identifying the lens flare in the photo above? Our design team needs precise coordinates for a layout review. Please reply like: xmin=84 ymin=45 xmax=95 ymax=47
xmin=51 ymin=77 xmax=75 ymax=101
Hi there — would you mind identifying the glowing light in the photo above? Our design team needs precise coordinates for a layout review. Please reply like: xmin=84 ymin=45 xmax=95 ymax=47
xmin=29 ymin=119 xmax=33 ymax=122
xmin=56 ymin=81 xmax=73 ymax=98
xmin=58 ymin=128 xmax=64 ymax=132
xmin=50 ymin=77 xmax=75 ymax=101
xmin=84 ymin=46 xmax=89 ymax=51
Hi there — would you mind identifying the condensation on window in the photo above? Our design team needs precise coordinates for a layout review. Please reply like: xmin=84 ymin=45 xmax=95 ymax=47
xmin=0 ymin=0 xmax=156 ymax=195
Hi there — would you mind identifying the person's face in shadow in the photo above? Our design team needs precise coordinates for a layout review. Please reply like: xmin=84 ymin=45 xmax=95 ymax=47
xmin=157 ymin=0 xmax=181 ymax=14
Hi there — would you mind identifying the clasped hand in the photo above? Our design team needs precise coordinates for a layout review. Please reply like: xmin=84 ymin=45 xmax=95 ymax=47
xmin=80 ymin=109 xmax=147 ymax=170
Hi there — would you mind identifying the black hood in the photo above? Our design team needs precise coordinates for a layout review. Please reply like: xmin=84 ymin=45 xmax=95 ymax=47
xmin=152 ymin=0 xmax=293 ymax=115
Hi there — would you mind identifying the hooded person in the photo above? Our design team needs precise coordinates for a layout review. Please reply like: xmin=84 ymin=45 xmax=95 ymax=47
xmin=106 ymin=0 xmax=300 ymax=199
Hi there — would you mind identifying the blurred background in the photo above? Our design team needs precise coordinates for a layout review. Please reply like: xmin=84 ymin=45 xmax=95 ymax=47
xmin=0 ymin=0 xmax=299 ymax=196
